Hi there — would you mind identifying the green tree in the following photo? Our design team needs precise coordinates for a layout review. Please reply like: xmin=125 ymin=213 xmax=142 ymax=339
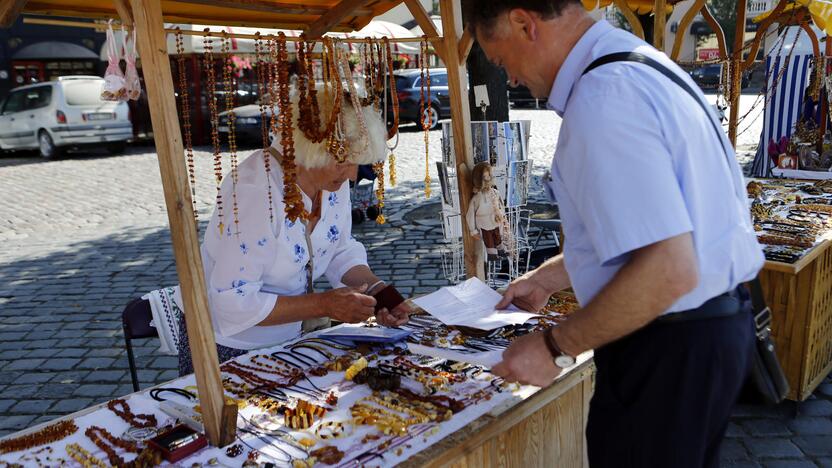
xmin=708 ymin=0 xmax=738 ymax=53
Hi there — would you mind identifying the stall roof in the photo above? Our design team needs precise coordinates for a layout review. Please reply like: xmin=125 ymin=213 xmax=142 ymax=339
xmin=12 ymin=0 xmax=402 ymax=31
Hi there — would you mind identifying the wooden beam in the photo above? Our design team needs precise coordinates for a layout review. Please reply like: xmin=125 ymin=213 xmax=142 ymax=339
xmin=670 ymin=0 xmax=704 ymax=61
xmin=404 ymin=0 xmax=446 ymax=62
xmin=742 ymin=0 xmax=789 ymax=70
xmin=612 ymin=0 xmax=644 ymax=40
xmin=459 ymin=27 xmax=474 ymax=63
xmin=653 ymin=0 xmax=667 ymax=51
xmin=306 ymin=0 xmax=365 ymax=38
xmin=179 ymin=0 xmax=373 ymax=16
xmin=441 ymin=0 xmax=483 ymax=279
xmin=129 ymin=0 xmax=236 ymax=447
xmin=0 ymin=0 xmax=27 ymax=28
xmin=112 ymin=0 xmax=133 ymax=27
xmin=701 ymin=3 xmax=728 ymax=60
xmin=728 ymin=0 xmax=747 ymax=147
xmin=404 ymin=0 xmax=440 ymax=38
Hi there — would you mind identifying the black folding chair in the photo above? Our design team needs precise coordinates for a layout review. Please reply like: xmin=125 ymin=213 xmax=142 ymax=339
xmin=121 ymin=298 xmax=158 ymax=392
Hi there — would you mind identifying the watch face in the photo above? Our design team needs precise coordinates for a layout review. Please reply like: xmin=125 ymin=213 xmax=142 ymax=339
xmin=555 ymin=355 xmax=576 ymax=368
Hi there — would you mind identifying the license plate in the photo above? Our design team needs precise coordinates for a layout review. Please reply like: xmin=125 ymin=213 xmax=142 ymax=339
xmin=86 ymin=113 xmax=113 ymax=121
xmin=218 ymin=126 xmax=229 ymax=132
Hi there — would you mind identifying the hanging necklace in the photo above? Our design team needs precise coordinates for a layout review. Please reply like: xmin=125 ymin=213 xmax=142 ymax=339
xmin=203 ymin=30 xmax=225 ymax=235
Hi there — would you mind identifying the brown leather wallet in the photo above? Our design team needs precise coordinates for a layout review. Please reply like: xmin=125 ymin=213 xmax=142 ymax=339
xmin=372 ymin=284 xmax=405 ymax=314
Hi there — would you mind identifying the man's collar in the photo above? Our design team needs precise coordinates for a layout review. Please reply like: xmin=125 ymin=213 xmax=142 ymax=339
xmin=546 ymin=20 xmax=614 ymax=116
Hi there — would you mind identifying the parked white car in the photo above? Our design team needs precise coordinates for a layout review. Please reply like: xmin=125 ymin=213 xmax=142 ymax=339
xmin=0 ymin=76 xmax=132 ymax=158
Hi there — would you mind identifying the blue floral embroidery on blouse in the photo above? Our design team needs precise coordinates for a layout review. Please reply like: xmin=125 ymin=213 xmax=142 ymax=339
xmin=326 ymin=225 xmax=340 ymax=243
xmin=239 ymin=243 xmax=249 ymax=255
xmin=240 ymin=267 xmax=245 ymax=272
xmin=285 ymin=218 xmax=296 ymax=229
xmin=294 ymin=244 xmax=306 ymax=263
xmin=226 ymin=225 xmax=232 ymax=237
xmin=328 ymin=193 xmax=339 ymax=206
xmin=231 ymin=279 xmax=248 ymax=288
xmin=257 ymin=237 xmax=268 ymax=247
xmin=235 ymin=288 xmax=246 ymax=296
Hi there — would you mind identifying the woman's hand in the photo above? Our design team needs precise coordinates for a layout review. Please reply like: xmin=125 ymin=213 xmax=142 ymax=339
xmin=320 ymin=285 xmax=376 ymax=323
xmin=377 ymin=301 xmax=412 ymax=327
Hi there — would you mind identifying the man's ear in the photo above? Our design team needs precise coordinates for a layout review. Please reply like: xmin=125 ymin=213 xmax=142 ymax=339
xmin=507 ymin=8 xmax=539 ymax=42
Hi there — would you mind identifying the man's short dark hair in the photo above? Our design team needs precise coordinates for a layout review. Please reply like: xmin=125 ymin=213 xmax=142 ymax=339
xmin=462 ymin=0 xmax=581 ymax=38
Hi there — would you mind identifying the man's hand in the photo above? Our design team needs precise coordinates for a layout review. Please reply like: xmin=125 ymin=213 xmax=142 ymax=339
xmin=321 ymin=285 xmax=376 ymax=323
xmin=377 ymin=301 xmax=412 ymax=327
xmin=496 ymin=271 xmax=554 ymax=312
xmin=491 ymin=330 xmax=562 ymax=386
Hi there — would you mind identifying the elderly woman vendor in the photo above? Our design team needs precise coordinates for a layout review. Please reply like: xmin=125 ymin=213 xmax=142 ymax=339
xmin=177 ymin=92 xmax=410 ymax=375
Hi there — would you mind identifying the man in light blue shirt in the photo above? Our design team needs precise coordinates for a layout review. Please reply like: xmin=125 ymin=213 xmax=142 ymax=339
xmin=464 ymin=1 xmax=764 ymax=467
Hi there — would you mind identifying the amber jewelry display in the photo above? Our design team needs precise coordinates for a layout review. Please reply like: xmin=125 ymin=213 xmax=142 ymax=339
xmin=85 ymin=425 xmax=141 ymax=466
xmin=284 ymin=399 xmax=327 ymax=430
xmin=203 ymin=30 xmax=225 ymax=235
xmin=344 ymin=357 xmax=369 ymax=380
xmin=275 ymin=32 xmax=306 ymax=221
xmin=248 ymin=354 xmax=305 ymax=379
xmin=222 ymin=32 xmax=241 ymax=237
xmin=338 ymin=44 xmax=369 ymax=156
xmin=107 ymin=398 xmax=158 ymax=428
xmin=221 ymin=361 xmax=279 ymax=388
xmin=373 ymin=160 xmax=386 ymax=224
xmin=226 ymin=444 xmax=244 ymax=458
xmin=254 ymin=33 xmax=275 ymax=224
xmin=65 ymin=443 xmax=108 ymax=468
xmin=419 ymin=37 xmax=432 ymax=198
xmin=175 ymin=28 xmax=198 ymax=220
xmin=296 ymin=37 xmax=343 ymax=146
xmin=0 ymin=420 xmax=78 ymax=455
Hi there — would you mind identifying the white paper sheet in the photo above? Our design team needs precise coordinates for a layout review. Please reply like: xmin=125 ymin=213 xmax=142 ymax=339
xmin=412 ymin=277 xmax=540 ymax=329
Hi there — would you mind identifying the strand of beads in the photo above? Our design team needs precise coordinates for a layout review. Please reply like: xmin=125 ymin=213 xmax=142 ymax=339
xmin=175 ymin=28 xmax=198 ymax=220
xmin=254 ymin=33 xmax=275 ymax=224
xmin=222 ymin=32 xmax=241 ymax=237
xmin=203 ymin=30 xmax=225 ymax=235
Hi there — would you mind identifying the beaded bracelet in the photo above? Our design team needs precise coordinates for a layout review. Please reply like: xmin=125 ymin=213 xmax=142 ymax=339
xmin=314 ymin=421 xmax=349 ymax=440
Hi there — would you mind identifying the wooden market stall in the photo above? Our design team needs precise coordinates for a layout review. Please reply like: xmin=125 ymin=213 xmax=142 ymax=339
xmin=0 ymin=0 xmax=596 ymax=466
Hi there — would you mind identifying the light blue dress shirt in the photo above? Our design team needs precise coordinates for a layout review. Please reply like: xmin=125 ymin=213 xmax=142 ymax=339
xmin=546 ymin=20 xmax=764 ymax=314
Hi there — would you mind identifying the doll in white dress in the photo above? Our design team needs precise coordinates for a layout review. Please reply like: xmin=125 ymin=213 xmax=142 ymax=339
xmin=466 ymin=162 xmax=509 ymax=261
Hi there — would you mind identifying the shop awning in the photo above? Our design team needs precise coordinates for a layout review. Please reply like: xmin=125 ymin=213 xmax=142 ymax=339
xmin=581 ymin=0 xmax=680 ymax=14
xmin=13 ymin=41 xmax=98 ymax=60
xmin=753 ymin=0 xmax=832 ymax=35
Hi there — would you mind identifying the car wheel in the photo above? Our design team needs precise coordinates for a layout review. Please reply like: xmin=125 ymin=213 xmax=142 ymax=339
xmin=420 ymin=105 xmax=440 ymax=130
xmin=107 ymin=142 xmax=127 ymax=154
xmin=38 ymin=131 xmax=61 ymax=159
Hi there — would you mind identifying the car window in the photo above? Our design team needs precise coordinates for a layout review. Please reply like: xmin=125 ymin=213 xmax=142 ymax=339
xmin=24 ymin=86 xmax=52 ymax=110
xmin=63 ymin=80 xmax=105 ymax=106
xmin=431 ymin=73 xmax=448 ymax=86
xmin=396 ymin=76 xmax=414 ymax=90
xmin=2 ymin=91 xmax=26 ymax=114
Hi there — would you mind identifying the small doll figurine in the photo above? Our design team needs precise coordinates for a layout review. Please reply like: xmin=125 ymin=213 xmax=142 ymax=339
xmin=466 ymin=162 xmax=509 ymax=261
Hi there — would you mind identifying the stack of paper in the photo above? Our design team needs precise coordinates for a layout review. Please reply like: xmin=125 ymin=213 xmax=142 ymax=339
xmin=412 ymin=278 xmax=540 ymax=330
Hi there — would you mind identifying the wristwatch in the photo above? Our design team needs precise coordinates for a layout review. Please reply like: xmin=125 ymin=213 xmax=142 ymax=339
xmin=543 ymin=327 xmax=576 ymax=368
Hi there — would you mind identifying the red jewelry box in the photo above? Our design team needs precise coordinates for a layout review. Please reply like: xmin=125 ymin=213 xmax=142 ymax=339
xmin=146 ymin=424 xmax=207 ymax=462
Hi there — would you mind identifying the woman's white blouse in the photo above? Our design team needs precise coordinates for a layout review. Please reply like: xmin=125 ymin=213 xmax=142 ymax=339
xmin=200 ymin=150 xmax=368 ymax=350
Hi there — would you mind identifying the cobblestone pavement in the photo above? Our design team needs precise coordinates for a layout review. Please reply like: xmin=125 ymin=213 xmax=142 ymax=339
xmin=1 ymin=107 xmax=830 ymax=467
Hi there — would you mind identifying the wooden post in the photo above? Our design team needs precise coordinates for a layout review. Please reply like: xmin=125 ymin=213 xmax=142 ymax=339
xmin=653 ymin=0 xmax=667 ymax=51
xmin=129 ymin=0 xmax=236 ymax=447
xmin=440 ymin=0 xmax=483 ymax=279
xmin=728 ymin=0 xmax=747 ymax=147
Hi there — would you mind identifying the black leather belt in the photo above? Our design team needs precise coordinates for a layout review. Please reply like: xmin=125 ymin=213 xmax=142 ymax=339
xmin=657 ymin=286 xmax=744 ymax=323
